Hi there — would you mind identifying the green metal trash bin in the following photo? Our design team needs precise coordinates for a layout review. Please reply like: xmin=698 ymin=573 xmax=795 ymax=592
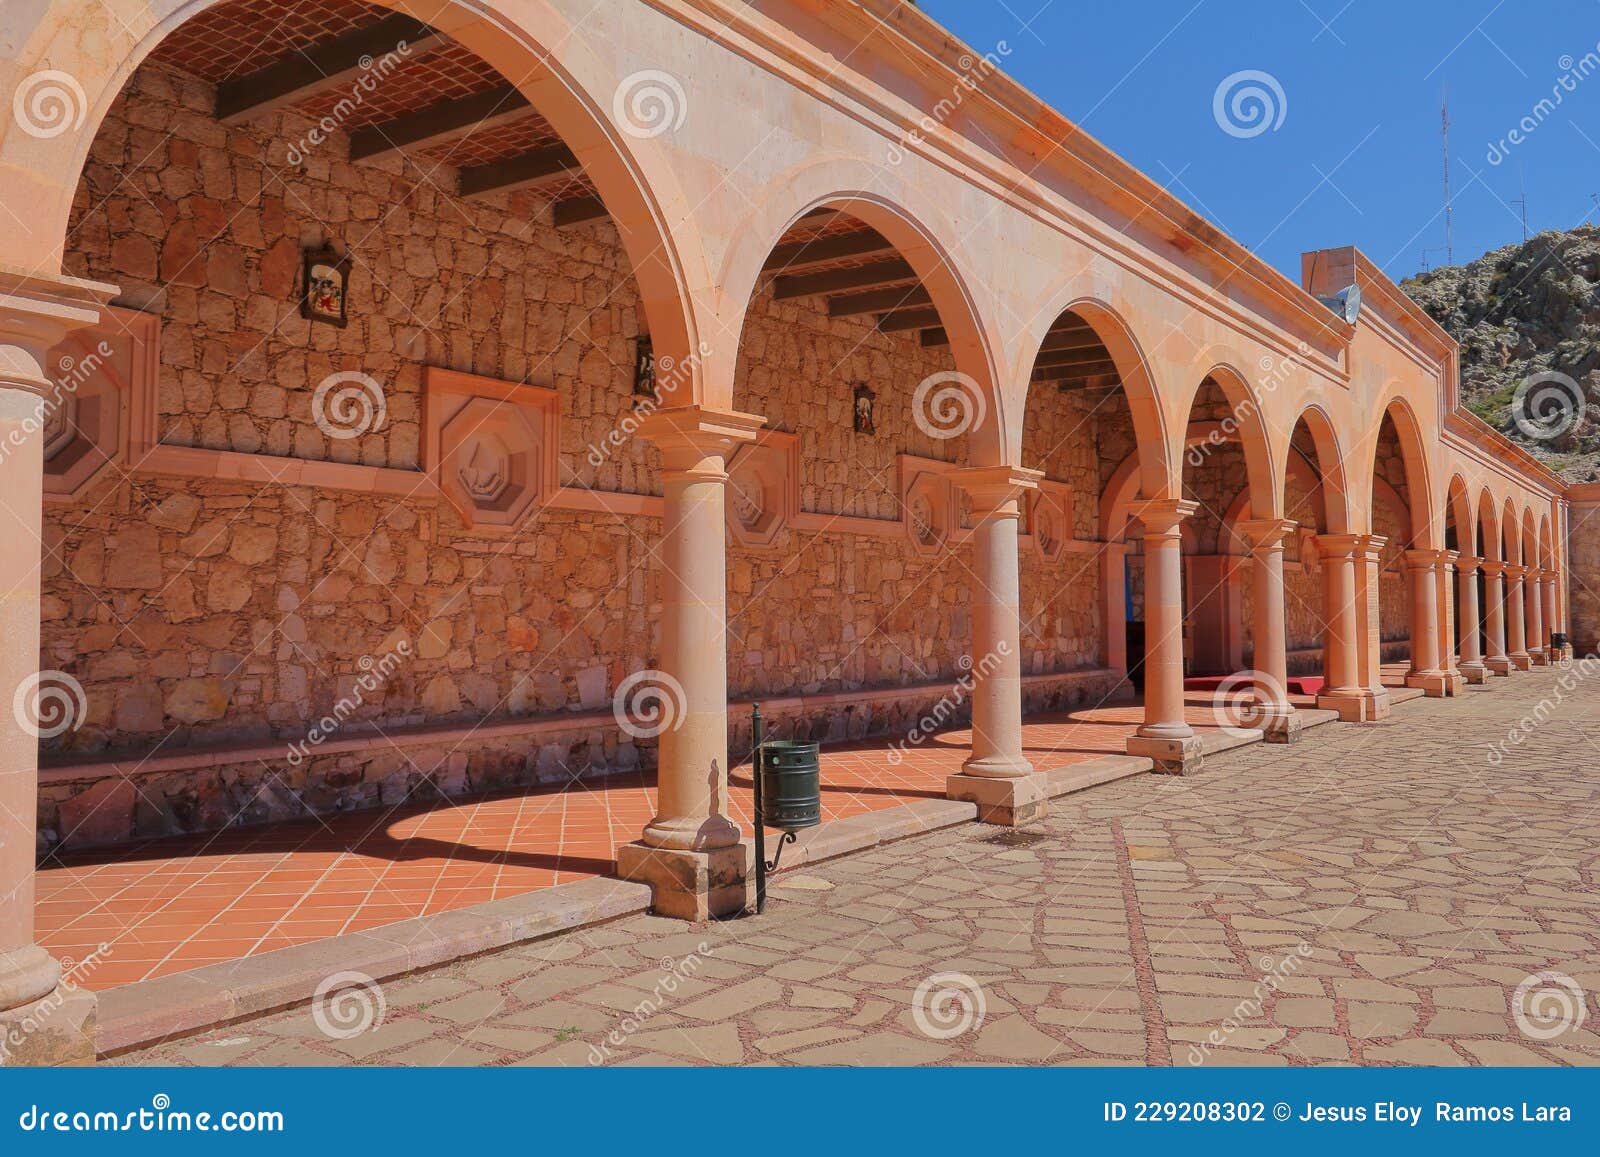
xmin=757 ymin=739 xmax=822 ymax=832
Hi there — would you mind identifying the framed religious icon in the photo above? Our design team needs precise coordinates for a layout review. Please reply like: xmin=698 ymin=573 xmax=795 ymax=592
xmin=853 ymin=382 xmax=876 ymax=435
xmin=301 ymin=246 xmax=351 ymax=328
xmin=633 ymin=335 xmax=656 ymax=398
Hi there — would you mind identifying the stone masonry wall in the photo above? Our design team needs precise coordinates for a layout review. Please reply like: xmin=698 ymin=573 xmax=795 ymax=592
xmin=42 ymin=64 xmax=1118 ymax=848
xmin=1569 ymin=504 xmax=1599 ymax=654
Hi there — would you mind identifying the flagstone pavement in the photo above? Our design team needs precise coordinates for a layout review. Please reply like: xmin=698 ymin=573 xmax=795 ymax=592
xmin=117 ymin=666 xmax=1600 ymax=1067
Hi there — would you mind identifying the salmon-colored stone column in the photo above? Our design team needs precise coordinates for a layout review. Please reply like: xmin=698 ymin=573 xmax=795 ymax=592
xmin=1314 ymin=534 xmax=1368 ymax=721
xmin=1354 ymin=534 xmax=1392 ymax=719
xmin=1456 ymin=555 xmax=1490 ymax=685
xmin=1542 ymin=571 xmax=1562 ymax=661
xmin=1506 ymin=564 xmax=1532 ymax=670
xmin=1239 ymin=518 xmax=1300 ymax=743
xmin=1437 ymin=550 xmax=1463 ymax=690
xmin=1482 ymin=560 xmax=1512 ymax=676
xmin=1526 ymin=566 xmax=1547 ymax=665
xmin=1404 ymin=549 xmax=1452 ymax=696
xmin=616 ymin=405 xmax=763 ymax=920
xmin=946 ymin=465 xmax=1048 ymax=826
xmin=1125 ymin=499 xmax=1202 ymax=773
xmin=0 ymin=272 xmax=111 ymax=1066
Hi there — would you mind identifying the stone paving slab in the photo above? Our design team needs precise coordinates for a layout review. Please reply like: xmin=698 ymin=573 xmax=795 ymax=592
xmin=114 ymin=670 xmax=1600 ymax=1067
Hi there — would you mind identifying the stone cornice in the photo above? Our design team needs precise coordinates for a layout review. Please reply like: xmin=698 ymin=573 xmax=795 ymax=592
xmin=659 ymin=0 xmax=1353 ymax=370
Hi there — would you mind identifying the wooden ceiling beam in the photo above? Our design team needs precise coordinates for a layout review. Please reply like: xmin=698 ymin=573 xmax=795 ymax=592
xmin=553 ymin=194 xmax=607 ymax=227
xmin=877 ymin=307 xmax=944 ymax=333
xmin=459 ymin=142 xmax=580 ymax=198
xmin=349 ymin=84 xmax=530 ymax=160
xmin=920 ymin=327 xmax=948 ymax=348
xmin=826 ymin=285 xmax=931 ymax=318
xmin=217 ymin=14 xmax=445 ymax=123
xmin=1056 ymin=376 xmax=1123 ymax=392
xmin=772 ymin=258 xmax=915 ymax=300
xmin=1035 ymin=345 xmax=1118 ymax=369
xmin=762 ymin=229 xmax=895 ymax=273
xmin=1031 ymin=358 xmax=1120 ymax=381
xmin=1038 ymin=327 xmax=1100 ymax=353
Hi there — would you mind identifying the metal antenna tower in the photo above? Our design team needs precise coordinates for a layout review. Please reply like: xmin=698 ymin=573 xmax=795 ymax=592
xmin=1441 ymin=89 xmax=1454 ymax=264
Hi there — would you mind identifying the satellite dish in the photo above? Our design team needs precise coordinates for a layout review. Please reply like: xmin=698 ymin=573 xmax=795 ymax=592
xmin=1316 ymin=283 xmax=1362 ymax=325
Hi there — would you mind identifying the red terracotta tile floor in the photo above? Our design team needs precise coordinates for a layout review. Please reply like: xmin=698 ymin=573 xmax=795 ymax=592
xmin=35 ymin=675 xmax=1412 ymax=991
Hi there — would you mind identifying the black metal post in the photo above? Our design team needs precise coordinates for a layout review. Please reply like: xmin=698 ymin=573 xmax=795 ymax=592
xmin=751 ymin=702 xmax=767 ymax=914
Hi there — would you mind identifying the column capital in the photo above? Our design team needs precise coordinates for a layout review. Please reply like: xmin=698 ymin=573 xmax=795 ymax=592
xmin=0 ymin=269 xmax=117 ymax=396
xmin=1354 ymin=533 xmax=1387 ymax=560
xmin=1130 ymin=498 xmax=1198 ymax=537
xmin=1314 ymin=532 xmax=1364 ymax=558
xmin=1405 ymin=547 xmax=1447 ymax=570
xmin=1457 ymin=554 xmax=1483 ymax=572
xmin=1505 ymin=563 xmax=1529 ymax=580
xmin=1480 ymin=559 xmax=1507 ymax=578
xmin=1237 ymin=517 xmax=1297 ymax=550
xmin=636 ymin=405 xmax=764 ymax=472
xmin=951 ymin=465 xmax=1043 ymax=517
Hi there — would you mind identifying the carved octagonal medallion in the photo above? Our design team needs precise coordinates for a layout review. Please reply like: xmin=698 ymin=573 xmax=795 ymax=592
xmin=424 ymin=368 xmax=560 ymax=531
xmin=40 ymin=307 xmax=157 ymax=502
xmin=725 ymin=436 xmax=794 ymax=548
xmin=1029 ymin=482 xmax=1073 ymax=562
xmin=437 ymin=397 xmax=547 ymax=528
xmin=904 ymin=470 xmax=952 ymax=556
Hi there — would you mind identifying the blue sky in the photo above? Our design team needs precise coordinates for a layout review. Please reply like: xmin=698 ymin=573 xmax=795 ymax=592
xmin=919 ymin=0 xmax=1600 ymax=282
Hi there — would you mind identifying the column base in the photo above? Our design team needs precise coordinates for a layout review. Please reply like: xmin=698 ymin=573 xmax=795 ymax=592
xmin=1486 ymin=656 xmax=1513 ymax=676
xmin=1316 ymin=692 xmax=1370 ymax=722
xmin=946 ymin=772 xmax=1049 ymax=827
xmin=1405 ymin=671 xmax=1462 ymax=698
xmin=615 ymin=840 xmax=751 ymax=921
xmin=1510 ymin=651 xmax=1533 ymax=671
xmin=1530 ymin=649 xmax=1549 ymax=667
xmin=0 ymin=985 xmax=97 ymax=1067
xmin=1259 ymin=707 xmax=1303 ymax=744
xmin=1125 ymin=734 xmax=1205 ymax=775
xmin=1460 ymin=661 xmax=1489 ymax=685
xmin=959 ymin=753 xmax=1036 ymax=779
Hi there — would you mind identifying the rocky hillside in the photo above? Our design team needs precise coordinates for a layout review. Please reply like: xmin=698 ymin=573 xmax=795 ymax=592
xmin=1401 ymin=225 xmax=1600 ymax=482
